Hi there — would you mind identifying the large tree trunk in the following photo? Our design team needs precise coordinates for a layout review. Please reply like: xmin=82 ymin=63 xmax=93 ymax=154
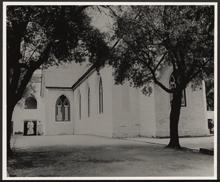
xmin=6 ymin=44 xmax=51 ymax=157
xmin=167 ymin=89 xmax=182 ymax=149
xmin=7 ymin=104 xmax=15 ymax=157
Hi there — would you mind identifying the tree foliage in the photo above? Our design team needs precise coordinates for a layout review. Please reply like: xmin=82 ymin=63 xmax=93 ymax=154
xmin=7 ymin=6 xmax=109 ymax=107
xmin=7 ymin=6 xmax=109 ymax=154
xmin=109 ymin=5 xmax=214 ymax=148
xmin=205 ymin=78 xmax=214 ymax=111
xmin=110 ymin=6 xmax=214 ymax=94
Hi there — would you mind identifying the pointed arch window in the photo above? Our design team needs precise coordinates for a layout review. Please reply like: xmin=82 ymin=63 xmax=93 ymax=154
xmin=55 ymin=95 xmax=70 ymax=121
xmin=99 ymin=78 xmax=103 ymax=113
xmin=88 ymin=87 xmax=90 ymax=117
xmin=25 ymin=96 xmax=37 ymax=109
xmin=169 ymin=73 xmax=186 ymax=107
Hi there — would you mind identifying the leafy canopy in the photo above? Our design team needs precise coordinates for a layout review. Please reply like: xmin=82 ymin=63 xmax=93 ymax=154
xmin=7 ymin=6 xmax=110 ymax=106
xmin=109 ymin=6 xmax=214 ymax=95
xmin=7 ymin=6 xmax=109 ymax=69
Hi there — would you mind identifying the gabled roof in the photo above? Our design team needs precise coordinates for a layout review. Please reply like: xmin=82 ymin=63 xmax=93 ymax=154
xmin=44 ymin=36 xmax=121 ymax=90
xmin=71 ymin=64 xmax=96 ymax=91
xmin=44 ymin=62 xmax=90 ymax=89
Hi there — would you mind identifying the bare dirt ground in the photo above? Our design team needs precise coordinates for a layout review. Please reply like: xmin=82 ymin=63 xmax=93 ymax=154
xmin=7 ymin=135 xmax=214 ymax=177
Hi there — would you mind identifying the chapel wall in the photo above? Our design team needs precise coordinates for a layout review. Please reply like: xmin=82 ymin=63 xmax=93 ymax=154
xmin=112 ymin=82 xmax=140 ymax=138
xmin=139 ymin=84 xmax=157 ymax=137
xmin=44 ymin=88 xmax=74 ymax=135
xmin=12 ymin=72 xmax=45 ymax=135
xmin=154 ymin=66 xmax=209 ymax=137
xmin=73 ymin=66 xmax=113 ymax=137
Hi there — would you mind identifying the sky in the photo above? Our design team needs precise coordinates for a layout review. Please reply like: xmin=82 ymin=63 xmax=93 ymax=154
xmin=43 ymin=6 xmax=123 ymax=73
xmin=49 ymin=6 xmax=118 ymax=71
xmin=86 ymin=6 xmax=115 ymax=34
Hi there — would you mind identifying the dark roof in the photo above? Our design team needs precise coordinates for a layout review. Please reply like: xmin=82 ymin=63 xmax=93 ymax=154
xmin=44 ymin=63 xmax=89 ymax=88
xmin=72 ymin=64 xmax=96 ymax=91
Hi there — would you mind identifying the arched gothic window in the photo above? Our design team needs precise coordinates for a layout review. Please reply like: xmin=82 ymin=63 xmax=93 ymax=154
xmin=169 ymin=73 xmax=186 ymax=107
xmin=25 ymin=96 xmax=37 ymax=109
xmin=99 ymin=77 xmax=103 ymax=113
xmin=88 ymin=87 xmax=90 ymax=117
xmin=78 ymin=91 xmax=81 ymax=120
xmin=55 ymin=95 xmax=70 ymax=121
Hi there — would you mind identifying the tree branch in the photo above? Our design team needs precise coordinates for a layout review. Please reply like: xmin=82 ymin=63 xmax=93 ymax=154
xmin=128 ymin=12 xmax=165 ymax=40
xmin=153 ymin=52 xmax=168 ymax=72
xmin=30 ymin=42 xmax=52 ymax=69
xmin=25 ymin=44 xmax=41 ymax=64
xmin=121 ymin=35 xmax=173 ymax=93
xmin=19 ymin=63 xmax=29 ymax=69
xmin=15 ymin=43 xmax=52 ymax=103
xmin=14 ymin=69 xmax=35 ymax=103
xmin=187 ymin=59 xmax=210 ymax=83
xmin=135 ymin=54 xmax=173 ymax=93
xmin=169 ymin=52 xmax=177 ymax=74
xmin=9 ymin=65 xmax=21 ymax=94
xmin=105 ymin=6 xmax=120 ymax=19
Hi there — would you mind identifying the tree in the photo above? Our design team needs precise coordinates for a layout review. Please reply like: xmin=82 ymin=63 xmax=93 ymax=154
xmin=205 ymin=78 xmax=214 ymax=111
xmin=7 ymin=6 xmax=109 ymax=155
xmin=109 ymin=6 xmax=214 ymax=148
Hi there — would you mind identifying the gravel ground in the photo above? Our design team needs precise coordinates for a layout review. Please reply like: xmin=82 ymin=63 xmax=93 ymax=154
xmin=8 ymin=135 xmax=214 ymax=177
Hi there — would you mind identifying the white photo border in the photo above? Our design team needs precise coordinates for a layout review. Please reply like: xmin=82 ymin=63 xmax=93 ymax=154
xmin=2 ymin=1 xmax=218 ymax=180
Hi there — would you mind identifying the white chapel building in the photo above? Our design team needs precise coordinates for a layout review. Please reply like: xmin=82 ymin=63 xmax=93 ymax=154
xmin=12 ymin=62 xmax=210 ymax=138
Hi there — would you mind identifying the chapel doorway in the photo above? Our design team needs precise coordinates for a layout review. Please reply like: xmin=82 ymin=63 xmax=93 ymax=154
xmin=24 ymin=120 xmax=37 ymax=136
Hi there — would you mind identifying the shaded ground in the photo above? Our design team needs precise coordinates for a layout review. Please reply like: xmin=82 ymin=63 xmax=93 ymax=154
xmin=127 ymin=135 xmax=214 ymax=150
xmin=8 ymin=135 xmax=214 ymax=177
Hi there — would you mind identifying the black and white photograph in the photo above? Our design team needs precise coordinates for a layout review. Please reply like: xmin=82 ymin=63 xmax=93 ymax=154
xmin=2 ymin=1 xmax=217 ymax=180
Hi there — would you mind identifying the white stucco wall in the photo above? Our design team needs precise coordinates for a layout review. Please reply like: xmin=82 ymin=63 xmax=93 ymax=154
xmin=12 ymin=82 xmax=45 ymax=135
xmin=12 ymin=64 xmax=210 ymax=139
xmin=154 ymin=66 xmax=209 ymax=137
xmin=112 ymin=82 xmax=140 ymax=138
xmin=44 ymin=88 xmax=74 ymax=135
xmin=139 ymin=84 xmax=157 ymax=137
xmin=73 ymin=66 xmax=113 ymax=137
xmin=207 ymin=111 xmax=214 ymax=121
